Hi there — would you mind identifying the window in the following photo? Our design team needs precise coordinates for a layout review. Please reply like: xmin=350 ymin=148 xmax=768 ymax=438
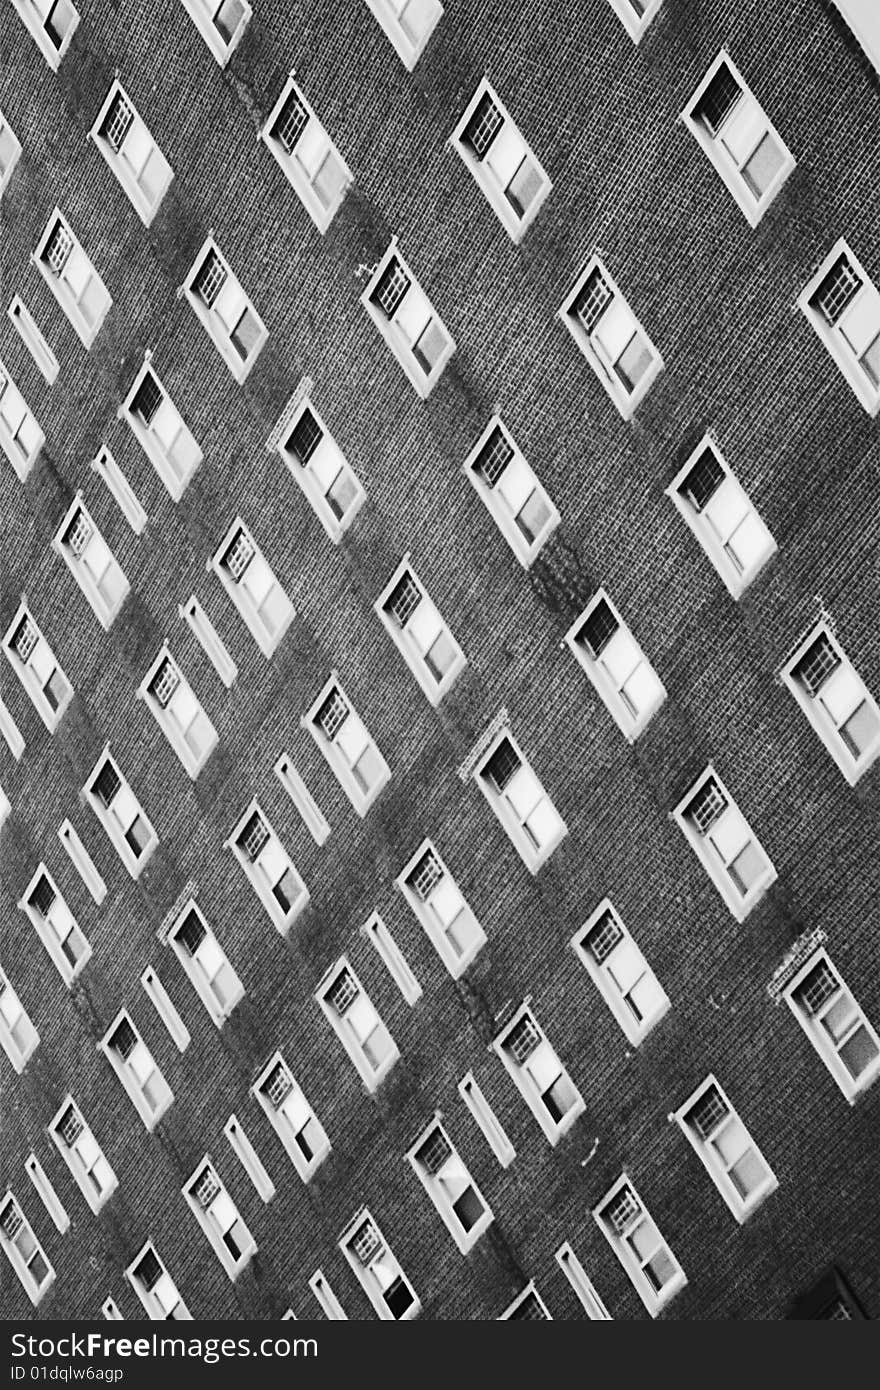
xmin=0 ymin=355 xmax=45 ymax=482
xmin=3 ymin=602 xmax=73 ymax=732
xmin=675 ymin=1075 xmax=777 ymax=1222
xmin=361 ymin=242 xmax=455 ymax=397
xmin=407 ymin=1119 xmax=493 ymax=1253
xmin=262 ymin=77 xmax=352 ymax=233
xmin=275 ymin=754 xmax=331 ymax=846
xmin=210 ymin=517 xmax=295 ymax=658
xmin=224 ymin=1115 xmax=275 ymax=1203
xmin=101 ymin=1297 xmax=123 ymax=1320
xmin=555 ymin=1243 xmax=612 ymax=1319
xmin=0 ymin=111 xmax=22 ymax=196
xmin=375 ymin=558 xmax=466 ymax=704
xmin=58 ymin=819 xmax=107 ymax=906
xmin=683 ymin=52 xmax=795 ymax=226
xmin=179 ymin=594 xmax=238 ymax=688
xmin=473 ymin=728 xmax=567 ymax=873
xmin=178 ymin=0 xmax=251 ymax=66
xmin=0 ymin=695 xmax=24 ymax=761
xmin=799 ymin=238 xmax=880 ymax=415
xmin=184 ymin=237 xmax=267 ymax=382
xmin=121 ymin=356 xmax=202 ymax=499
xmin=91 ymin=80 xmax=173 ymax=225
xmin=782 ymin=623 xmax=880 ymax=785
xmin=101 ymin=1010 xmax=173 ymax=1130
xmin=53 ymin=497 xmax=130 ymax=630
xmin=787 ymin=1265 xmax=868 ymax=1320
xmin=463 ymin=416 xmax=559 ymax=567
xmin=84 ymin=750 xmax=158 ymax=879
xmin=339 ymin=1209 xmax=420 ymax=1320
xmin=564 ymin=591 xmax=666 ymax=740
xmin=168 ymin=899 xmax=244 ymax=1027
xmin=494 ymin=1005 xmax=585 ymax=1144
xmin=10 ymin=0 xmax=79 ymax=70
xmin=0 ymin=1194 xmax=54 ymax=1307
xmin=499 ymin=1283 xmax=552 ymax=1319
xmin=363 ymin=0 xmax=443 ymax=70
xmin=49 ymin=1097 xmax=118 ymax=1215
xmin=309 ymin=1270 xmax=347 ymax=1320
xmin=560 ymin=256 xmax=663 ymax=418
xmin=571 ymin=898 xmax=669 ymax=1046
xmin=125 ymin=1242 xmax=191 ymax=1320
xmin=317 ymin=959 xmax=399 ymax=1091
xmin=91 ymin=445 xmax=146 ymax=534
xmin=452 ymin=79 xmax=551 ymax=242
xmin=361 ymin=910 xmax=422 ymax=1005
xmin=8 ymin=296 xmax=58 ymax=387
xmin=594 ymin=1176 xmax=686 ymax=1316
xmin=276 ymin=394 xmax=366 ymax=542
xmin=673 ymin=767 xmax=776 ymax=921
xmin=784 ymin=949 xmax=880 ymax=1103
xmin=606 ymin=0 xmax=664 ymax=43
xmin=0 ymin=966 xmax=39 ymax=1074
xmin=141 ymin=968 xmax=190 ymax=1053
xmin=227 ymin=800 xmax=308 ymax=933
xmin=33 ymin=210 xmax=111 ymax=348
xmin=305 ymin=675 xmax=391 ymax=816
xmin=138 ymin=645 xmax=218 ymax=779
xmin=667 ymin=436 xmax=776 ymax=597
xmin=396 ymin=839 xmax=486 ymax=978
xmin=252 ymin=1051 xmax=331 ymax=1182
xmin=19 ymin=864 xmax=91 ymax=986
xmin=183 ymin=1159 xmax=256 ymax=1280
xmin=458 ymin=1072 xmax=515 ymax=1168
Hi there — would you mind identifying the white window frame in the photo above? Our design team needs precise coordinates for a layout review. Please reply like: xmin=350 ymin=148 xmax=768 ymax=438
xmin=119 ymin=353 xmax=202 ymax=500
xmin=316 ymin=956 xmax=399 ymax=1092
xmin=226 ymin=799 xmax=308 ymax=933
xmin=682 ymin=50 xmax=795 ymax=228
xmin=91 ymin=445 xmax=147 ymax=534
xmin=183 ymin=1157 xmax=257 ymax=1281
xmin=363 ymin=0 xmax=443 ymax=70
xmin=339 ymin=1208 xmax=421 ymax=1320
xmin=3 ymin=601 xmax=73 ymax=732
xmin=395 ymin=838 xmax=486 ymax=979
xmin=210 ymin=516 xmax=295 ymax=658
xmin=594 ymin=1175 xmax=686 ymax=1316
xmin=309 ymin=1269 xmax=347 ymax=1320
xmin=462 ymin=415 xmax=560 ymax=567
xmin=406 ymin=1117 xmax=493 ymax=1254
xmin=0 ymin=966 xmax=39 ymax=1074
xmin=0 ymin=110 xmax=22 ymax=196
xmin=0 ymin=1192 xmax=54 ymax=1308
xmin=125 ymin=1242 xmax=191 ymax=1320
xmin=571 ymin=897 xmax=670 ymax=1046
xmin=499 ymin=1281 xmax=552 ymax=1319
xmin=90 ymin=79 xmax=174 ymax=226
xmin=457 ymin=1071 xmax=515 ymax=1168
xmin=137 ymin=643 xmax=218 ymax=779
xmin=8 ymin=296 xmax=59 ymax=385
xmin=361 ymin=240 xmax=455 ymax=397
xmin=101 ymin=1297 xmax=123 ymax=1321
xmin=780 ymin=622 xmax=880 ymax=785
xmin=375 ymin=556 xmax=466 ymax=704
xmin=252 ymin=1050 xmax=331 ymax=1183
xmin=167 ymin=898 xmax=244 ymax=1027
xmin=224 ymin=1115 xmax=275 ymax=1203
xmin=555 ymin=1242 xmax=612 ymax=1319
xmin=361 ymin=910 xmax=422 ymax=1005
xmin=564 ymin=590 xmax=666 ymax=740
xmin=58 ymin=818 xmax=107 ymax=906
xmin=304 ymin=673 xmax=391 ymax=817
xmin=784 ymin=948 xmax=880 ymax=1104
xmin=275 ymin=754 xmax=331 ymax=846
xmin=606 ymin=0 xmax=664 ymax=43
xmin=673 ymin=765 xmax=777 ymax=921
xmin=53 ymin=495 xmax=130 ymax=631
xmin=0 ymin=354 xmax=45 ymax=482
xmin=261 ymin=75 xmax=353 ymax=234
xmin=276 ymin=392 xmax=366 ymax=543
xmin=32 ymin=208 xmax=111 ymax=349
xmin=473 ymin=726 xmax=567 ymax=874
xmin=83 ymin=748 xmax=158 ymax=880
xmin=10 ymin=0 xmax=79 ymax=70
xmin=18 ymin=863 xmax=91 ymax=987
xmin=798 ymin=237 xmax=880 ymax=416
xmin=0 ymin=694 xmax=24 ymax=761
xmin=141 ymin=967 xmax=190 ymax=1053
xmin=674 ymin=1074 xmax=778 ymax=1223
xmin=493 ymin=1004 xmax=585 ymax=1145
xmin=49 ymin=1096 xmax=118 ymax=1216
xmin=100 ymin=1009 xmax=173 ymax=1131
xmin=179 ymin=594 xmax=238 ymax=688
xmin=559 ymin=255 xmax=663 ymax=419
xmin=178 ymin=0 xmax=251 ymax=67
xmin=183 ymin=235 xmax=268 ymax=382
xmin=667 ymin=435 xmax=776 ymax=598
xmin=451 ymin=79 xmax=551 ymax=243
